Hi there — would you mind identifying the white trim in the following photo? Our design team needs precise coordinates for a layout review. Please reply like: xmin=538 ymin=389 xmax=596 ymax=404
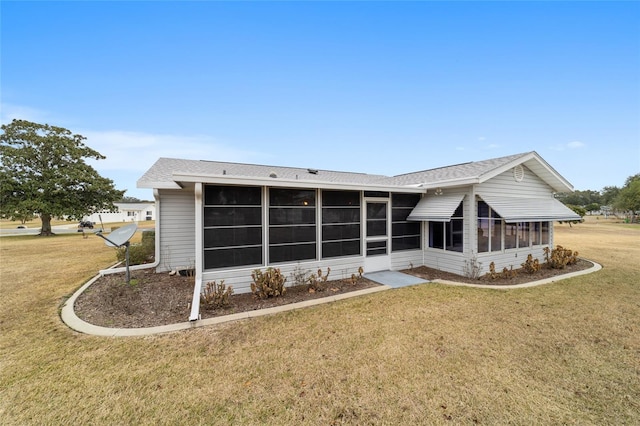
xmin=171 ymin=172 xmax=425 ymax=193
xmin=189 ymin=183 xmax=203 ymax=321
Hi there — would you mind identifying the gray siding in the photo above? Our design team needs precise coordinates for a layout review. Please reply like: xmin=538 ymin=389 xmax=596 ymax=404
xmin=473 ymin=167 xmax=556 ymax=274
xmin=202 ymin=257 xmax=369 ymax=295
xmin=157 ymin=188 xmax=195 ymax=272
xmin=423 ymin=188 xmax=472 ymax=276
xmin=477 ymin=165 xmax=554 ymax=198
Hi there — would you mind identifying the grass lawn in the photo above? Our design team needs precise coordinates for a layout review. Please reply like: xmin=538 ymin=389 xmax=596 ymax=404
xmin=0 ymin=219 xmax=638 ymax=424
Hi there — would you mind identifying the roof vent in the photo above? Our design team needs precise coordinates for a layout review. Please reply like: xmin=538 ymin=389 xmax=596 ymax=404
xmin=307 ymin=169 xmax=318 ymax=175
xmin=513 ymin=165 xmax=524 ymax=182
xmin=269 ymin=171 xmax=277 ymax=178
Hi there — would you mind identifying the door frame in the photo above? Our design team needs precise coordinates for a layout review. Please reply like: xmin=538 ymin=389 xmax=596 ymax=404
xmin=363 ymin=198 xmax=391 ymax=272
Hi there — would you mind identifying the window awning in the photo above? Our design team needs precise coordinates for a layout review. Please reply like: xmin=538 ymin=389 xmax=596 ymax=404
xmin=407 ymin=194 xmax=465 ymax=222
xmin=478 ymin=194 xmax=581 ymax=223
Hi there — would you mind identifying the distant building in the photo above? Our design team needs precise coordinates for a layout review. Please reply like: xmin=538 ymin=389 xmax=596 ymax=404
xmin=84 ymin=202 xmax=156 ymax=224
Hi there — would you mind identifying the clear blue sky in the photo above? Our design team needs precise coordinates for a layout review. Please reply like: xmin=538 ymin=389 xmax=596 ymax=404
xmin=2 ymin=1 xmax=639 ymax=200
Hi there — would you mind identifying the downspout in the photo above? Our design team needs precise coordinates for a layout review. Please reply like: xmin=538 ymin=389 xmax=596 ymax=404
xmin=189 ymin=183 xmax=203 ymax=321
xmin=99 ymin=189 xmax=162 ymax=276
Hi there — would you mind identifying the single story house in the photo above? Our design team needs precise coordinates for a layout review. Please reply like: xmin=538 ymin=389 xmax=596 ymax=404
xmin=137 ymin=151 xmax=580 ymax=321
xmin=84 ymin=202 xmax=156 ymax=224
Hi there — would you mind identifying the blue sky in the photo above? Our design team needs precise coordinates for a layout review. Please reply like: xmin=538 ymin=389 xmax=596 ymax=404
xmin=2 ymin=1 xmax=639 ymax=200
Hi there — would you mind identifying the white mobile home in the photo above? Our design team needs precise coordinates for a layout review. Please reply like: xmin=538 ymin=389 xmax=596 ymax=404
xmin=137 ymin=151 xmax=580 ymax=321
xmin=84 ymin=202 xmax=156 ymax=224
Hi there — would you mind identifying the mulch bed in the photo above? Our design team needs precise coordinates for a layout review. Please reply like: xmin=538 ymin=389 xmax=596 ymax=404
xmin=403 ymin=259 xmax=594 ymax=286
xmin=74 ymin=270 xmax=380 ymax=329
xmin=74 ymin=259 xmax=594 ymax=329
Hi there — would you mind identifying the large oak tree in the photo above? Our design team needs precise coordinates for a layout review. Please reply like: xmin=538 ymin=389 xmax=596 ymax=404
xmin=0 ymin=119 xmax=125 ymax=235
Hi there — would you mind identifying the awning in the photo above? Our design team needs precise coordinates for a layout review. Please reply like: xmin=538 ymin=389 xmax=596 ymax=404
xmin=407 ymin=194 xmax=465 ymax=222
xmin=478 ymin=194 xmax=581 ymax=223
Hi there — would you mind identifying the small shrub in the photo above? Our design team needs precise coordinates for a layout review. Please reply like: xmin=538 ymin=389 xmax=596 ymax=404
xmin=486 ymin=262 xmax=499 ymax=280
xmin=290 ymin=265 xmax=310 ymax=287
xmin=486 ymin=262 xmax=517 ymax=279
xmin=502 ymin=266 xmax=517 ymax=279
xmin=308 ymin=267 xmax=331 ymax=292
xmin=141 ymin=230 xmax=155 ymax=247
xmin=115 ymin=231 xmax=155 ymax=265
xmin=464 ymin=251 xmax=483 ymax=279
xmin=251 ymin=267 xmax=286 ymax=299
xmin=544 ymin=245 xmax=579 ymax=269
xmin=350 ymin=266 xmax=365 ymax=285
xmin=200 ymin=280 xmax=233 ymax=308
xmin=521 ymin=254 xmax=541 ymax=274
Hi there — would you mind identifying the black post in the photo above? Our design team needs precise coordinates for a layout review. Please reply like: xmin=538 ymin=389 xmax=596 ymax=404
xmin=124 ymin=241 xmax=131 ymax=284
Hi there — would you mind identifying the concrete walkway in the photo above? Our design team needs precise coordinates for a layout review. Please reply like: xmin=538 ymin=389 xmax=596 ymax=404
xmin=61 ymin=260 xmax=601 ymax=337
xmin=364 ymin=271 xmax=429 ymax=288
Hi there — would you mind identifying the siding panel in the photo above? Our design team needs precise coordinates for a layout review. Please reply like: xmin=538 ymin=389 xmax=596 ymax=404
xmin=157 ymin=189 xmax=195 ymax=272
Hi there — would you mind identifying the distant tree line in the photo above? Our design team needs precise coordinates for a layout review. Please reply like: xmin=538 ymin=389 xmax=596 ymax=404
xmin=556 ymin=174 xmax=640 ymax=222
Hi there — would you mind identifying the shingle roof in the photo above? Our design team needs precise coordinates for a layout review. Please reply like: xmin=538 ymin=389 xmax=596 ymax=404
xmin=137 ymin=151 xmax=573 ymax=192
xmin=137 ymin=158 xmax=390 ymax=189
xmin=385 ymin=152 xmax=531 ymax=186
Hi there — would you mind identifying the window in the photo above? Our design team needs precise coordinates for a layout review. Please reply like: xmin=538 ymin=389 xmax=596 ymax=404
xmin=391 ymin=193 xmax=421 ymax=251
xmin=269 ymin=188 xmax=316 ymax=263
xmin=541 ymin=222 xmax=549 ymax=244
xmin=478 ymin=201 xmax=503 ymax=253
xmin=477 ymin=199 xmax=551 ymax=252
xmin=322 ymin=190 xmax=361 ymax=258
xmin=429 ymin=202 xmax=463 ymax=252
xmin=518 ymin=222 xmax=530 ymax=248
xmin=204 ymin=185 xmax=262 ymax=269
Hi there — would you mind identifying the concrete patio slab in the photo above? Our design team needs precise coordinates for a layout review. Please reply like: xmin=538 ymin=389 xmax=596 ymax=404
xmin=364 ymin=270 xmax=429 ymax=288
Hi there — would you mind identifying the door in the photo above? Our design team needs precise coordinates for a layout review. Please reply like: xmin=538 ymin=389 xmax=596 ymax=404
xmin=364 ymin=201 xmax=390 ymax=272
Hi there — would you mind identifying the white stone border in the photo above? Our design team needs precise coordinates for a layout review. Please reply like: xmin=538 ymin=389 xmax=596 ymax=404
xmin=433 ymin=258 xmax=602 ymax=289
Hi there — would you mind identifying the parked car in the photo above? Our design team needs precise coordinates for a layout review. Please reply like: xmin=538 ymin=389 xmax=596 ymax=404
xmin=77 ymin=221 xmax=94 ymax=231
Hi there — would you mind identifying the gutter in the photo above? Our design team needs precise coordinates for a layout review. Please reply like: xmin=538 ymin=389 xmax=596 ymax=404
xmin=98 ymin=189 xmax=162 ymax=276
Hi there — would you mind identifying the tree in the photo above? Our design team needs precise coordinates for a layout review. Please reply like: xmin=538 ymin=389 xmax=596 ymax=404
xmin=601 ymin=185 xmax=620 ymax=207
xmin=614 ymin=174 xmax=640 ymax=222
xmin=0 ymin=119 xmax=125 ymax=235
xmin=119 ymin=196 xmax=143 ymax=203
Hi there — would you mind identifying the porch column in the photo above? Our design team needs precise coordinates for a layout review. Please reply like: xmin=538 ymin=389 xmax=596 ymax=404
xmin=189 ymin=182 xmax=204 ymax=321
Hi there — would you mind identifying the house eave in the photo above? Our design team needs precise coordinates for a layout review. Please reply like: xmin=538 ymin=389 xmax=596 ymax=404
xmin=137 ymin=181 xmax=183 ymax=190
xmin=171 ymin=172 xmax=426 ymax=193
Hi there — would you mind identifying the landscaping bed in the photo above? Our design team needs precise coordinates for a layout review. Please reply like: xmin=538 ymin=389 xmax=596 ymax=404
xmin=74 ymin=258 xmax=593 ymax=329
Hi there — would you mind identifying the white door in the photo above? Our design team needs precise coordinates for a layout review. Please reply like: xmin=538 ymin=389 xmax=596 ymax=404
xmin=364 ymin=201 xmax=390 ymax=272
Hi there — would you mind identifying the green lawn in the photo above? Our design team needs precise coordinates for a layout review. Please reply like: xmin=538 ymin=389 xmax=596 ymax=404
xmin=0 ymin=219 xmax=638 ymax=424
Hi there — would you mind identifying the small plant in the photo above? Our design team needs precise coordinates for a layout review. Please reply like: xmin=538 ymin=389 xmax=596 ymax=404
xmin=116 ymin=231 xmax=155 ymax=265
xmin=544 ymin=245 xmax=579 ymax=269
xmin=502 ymin=266 xmax=517 ymax=279
xmin=290 ymin=265 xmax=311 ymax=287
xmin=251 ymin=267 xmax=287 ymax=299
xmin=308 ymin=267 xmax=331 ymax=292
xmin=350 ymin=266 xmax=365 ymax=285
xmin=521 ymin=254 xmax=541 ymax=274
xmin=464 ymin=251 xmax=483 ymax=279
xmin=200 ymin=280 xmax=233 ymax=308
xmin=486 ymin=262 xmax=499 ymax=280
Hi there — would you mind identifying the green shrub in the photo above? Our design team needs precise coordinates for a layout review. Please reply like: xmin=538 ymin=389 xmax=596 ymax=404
xmin=251 ymin=267 xmax=286 ymax=299
xmin=115 ymin=231 xmax=155 ymax=265
xmin=200 ymin=280 xmax=233 ymax=308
